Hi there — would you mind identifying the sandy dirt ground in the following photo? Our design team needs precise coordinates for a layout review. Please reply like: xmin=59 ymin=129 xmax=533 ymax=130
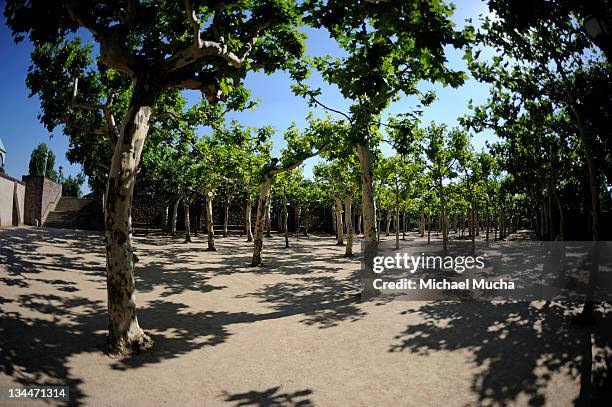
xmin=0 ymin=227 xmax=610 ymax=406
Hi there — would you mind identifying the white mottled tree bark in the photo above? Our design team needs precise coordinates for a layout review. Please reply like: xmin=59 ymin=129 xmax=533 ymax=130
xmin=357 ymin=143 xmax=380 ymax=298
xmin=171 ymin=198 xmax=179 ymax=236
xmin=104 ymin=83 xmax=156 ymax=355
xmin=223 ymin=194 xmax=232 ymax=238
xmin=335 ymin=196 xmax=344 ymax=246
xmin=205 ymin=190 xmax=216 ymax=251
xmin=251 ymin=175 xmax=273 ymax=266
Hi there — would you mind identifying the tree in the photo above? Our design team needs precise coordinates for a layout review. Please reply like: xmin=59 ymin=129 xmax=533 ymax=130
xmin=456 ymin=146 xmax=489 ymax=253
xmin=251 ymin=118 xmax=338 ymax=266
xmin=238 ymin=129 xmax=273 ymax=243
xmin=377 ymin=154 xmax=421 ymax=249
xmin=274 ymin=169 xmax=304 ymax=248
xmin=466 ymin=3 xmax=609 ymax=322
xmin=296 ymin=0 xmax=470 ymax=298
xmin=61 ymin=173 xmax=86 ymax=197
xmin=28 ymin=143 xmax=57 ymax=180
xmin=293 ymin=178 xmax=321 ymax=237
xmin=314 ymin=152 xmax=360 ymax=256
xmin=6 ymin=0 xmax=306 ymax=355
xmin=416 ymin=123 xmax=467 ymax=251
xmin=485 ymin=0 xmax=612 ymax=60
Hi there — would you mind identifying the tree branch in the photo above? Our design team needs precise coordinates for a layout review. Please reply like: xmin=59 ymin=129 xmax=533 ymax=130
xmin=170 ymin=72 xmax=222 ymax=102
xmin=162 ymin=5 xmax=274 ymax=74
xmin=211 ymin=2 xmax=226 ymax=41
xmin=269 ymin=143 xmax=331 ymax=176
xmin=185 ymin=0 xmax=203 ymax=48
xmin=65 ymin=4 xmax=138 ymax=76
xmin=70 ymin=78 xmax=119 ymax=144
xmin=62 ymin=113 xmax=109 ymax=138
xmin=65 ymin=4 xmax=103 ymax=37
xmin=295 ymin=80 xmax=353 ymax=124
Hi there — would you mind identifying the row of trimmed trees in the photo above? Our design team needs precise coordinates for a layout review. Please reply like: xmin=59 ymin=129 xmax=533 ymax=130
xmin=8 ymin=0 xmax=610 ymax=354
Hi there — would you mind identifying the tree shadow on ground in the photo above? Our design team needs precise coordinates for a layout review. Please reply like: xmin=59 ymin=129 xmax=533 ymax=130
xmin=236 ymin=269 xmax=374 ymax=329
xmin=221 ymin=386 xmax=314 ymax=407
xmin=0 ymin=228 xmax=105 ymax=291
xmin=390 ymin=301 xmax=612 ymax=406
xmin=1 ymin=228 xmax=370 ymax=403
xmin=0 ymin=294 xmax=107 ymax=407
xmin=136 ymin=262 xmax=227 ymax=297
xmin=113 ymin=293 xmax=368 ymax=370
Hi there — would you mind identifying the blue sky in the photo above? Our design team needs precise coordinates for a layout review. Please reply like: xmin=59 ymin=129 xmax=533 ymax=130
xmin=0 ymin=0 xmax=494 ymax=194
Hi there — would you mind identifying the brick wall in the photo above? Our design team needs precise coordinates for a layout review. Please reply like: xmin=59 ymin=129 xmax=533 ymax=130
xmin=22 ymin=175 xmax=62 ymax=225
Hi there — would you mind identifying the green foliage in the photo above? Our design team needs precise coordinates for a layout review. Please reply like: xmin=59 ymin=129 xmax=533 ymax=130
xmin=28 ymin=143 xmax=57 ymax=180
xmin=61 ymin=173 xmax=85 ymax=197
xmin=297 ymin=0 xmax=471 ymax=148
xmin=314 ymin=152 xmax=359 ymax=196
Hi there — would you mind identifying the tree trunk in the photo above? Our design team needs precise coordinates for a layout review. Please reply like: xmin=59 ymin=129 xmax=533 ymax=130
xmin=344 ymin=194 xmax=354 ymax=257
xmin=552 ymin=185 xmax=565 ymax=240
xmin=223 ymin=196 xmax=231 ymax=238
xmin=283 ymin=194 xmax=289 ymax=249
xmin=427 ymin=215 xmax=431 ymax=244
xmin=205 ymin=190 xmax=216 ymax=251
xmin=331 ymin=206 xmax=337 ymax=235
xmin=357 ymin=211 xmax=362 ymax=236
xmin=265 ymin=191 xmax=273 ymax=237
xmin=385 ymin=209 xmax=391 ymax=236
xmin=485 ymin=207 xmax=490 ymax=241
xmin=419 ymin=210 xmax=425 ymax=237
xmin=295 ymin=207 xmax=301 ymax=241
xmin=252 ymin=175 xmax=273 ymax=266
xmin=104 ymin=85 xmax=156 ymax=355
xmin=245 ymin=194 xmax=253 ymax=242
xmin=161 ymin=205 xmax=169 ymax=231
xmin=183 ymin=200 xmax=192 ymax=243
xmin=303 ymin=207 xmax=310 ymax=236
xmin=357 ymin=143 xmax=380 ymax=298
xmin=561 ymin=77 xmax=601 ymax=321
xmin=277 ymin=204 xmax=284 ymax=231
xmin=470 ymin=201 xmax=476 ymax=254
xmin=335 ymin=196 xmax=344 ymax=246
xmin=438 ymin=180 xmax=447 ymax=252
xmin=494 ymin=210 xmax=498 ymax=241
xmin=171 ymin=198 xmax=179 ymax=237
xmin=395 ymin=187 xmax=400 ymax=250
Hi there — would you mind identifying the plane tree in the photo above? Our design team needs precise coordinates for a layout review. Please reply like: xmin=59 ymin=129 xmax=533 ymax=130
xmin=5 ymin=0 xmax=306 ymax=354
xmin=378 ymin=154 xmax=423 ymax=249
xmin=293 ymin=178 xmax=321 ymax=237
xmin=314 ymin=154 xmax=360 ymax=256
xmin=467 ymin=1 xmax=607 ymax=250
xmin=251 ymin=118 xmax=340 ymax=266
xmin=415 ymin=123 xmax=467 ymax=251
xmin=274 ymin=168 xmax=305 ymax=248
xmin=295 ymin=0 xmax=471 ymax=297
xmin=227 ymin=126 xmax=273 ymax=242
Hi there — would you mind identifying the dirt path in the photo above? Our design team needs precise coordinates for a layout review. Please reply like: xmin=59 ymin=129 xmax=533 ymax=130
xmin=0 ymin=227 xmax=609 ymax=406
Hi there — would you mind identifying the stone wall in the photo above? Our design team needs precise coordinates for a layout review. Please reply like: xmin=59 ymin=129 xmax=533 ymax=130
xmin=14 ymin=181 xmax=25 ymax=225
xmin=0 ymin=173 xmax=25 ymax=228
xmin=22 ymin=175 xmax=62 ymax=225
